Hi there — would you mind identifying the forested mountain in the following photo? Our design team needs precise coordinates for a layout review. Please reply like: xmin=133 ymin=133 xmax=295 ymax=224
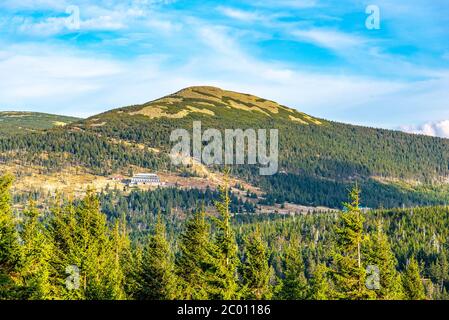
xmin=76 ymin=86 xmax=449 ymax=180
xmin=0 ymin=112 xmax=80 ymax=135
xmin=2 ymin=86 xmax=449 ymax=208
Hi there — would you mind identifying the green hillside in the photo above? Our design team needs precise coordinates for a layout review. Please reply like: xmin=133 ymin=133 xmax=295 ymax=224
xmin=73 ymin=86 xmax=449 ymax=208
xmin=78 ymin=86 xmax=449 ymax=181
xmin=0 ymin=111 xmax=80 ymax=135
xmin=2 ymin=86 xmax=449 ymax=208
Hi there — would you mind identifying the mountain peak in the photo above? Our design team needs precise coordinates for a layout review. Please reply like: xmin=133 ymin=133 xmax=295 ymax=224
xmin=167 ymin=85 xmax=289 ymax=114
xmin=172 ymin=85 xmax=257 ymax=101
xmin=90 ymin=86 xmax=324 ymax=125
xmin=175 ymin=85 xmax=224 ymax=94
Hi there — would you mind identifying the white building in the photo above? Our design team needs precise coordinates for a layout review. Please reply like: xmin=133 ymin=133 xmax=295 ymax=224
xmin=130 ymin=173 xmax=161 ymax=186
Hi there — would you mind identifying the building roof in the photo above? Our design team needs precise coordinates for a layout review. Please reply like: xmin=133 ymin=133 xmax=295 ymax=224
xmin=133 ymin=173 xmax=159 ymax=178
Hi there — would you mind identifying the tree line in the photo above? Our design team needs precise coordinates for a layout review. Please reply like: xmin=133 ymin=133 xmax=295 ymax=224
xmin=0 ymin=174 xmax=439 ymax=300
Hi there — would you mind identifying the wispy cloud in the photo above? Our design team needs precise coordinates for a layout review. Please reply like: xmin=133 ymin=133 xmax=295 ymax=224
xmin=251 ymin=0 xmax=320 ymax=9
xmin=218 ymin=7 xmax=263 ymax=22
xmin=1 ymin=0 xmax=68 ymax=10
xmin=291 ymin=28 xmax=365 ymax=52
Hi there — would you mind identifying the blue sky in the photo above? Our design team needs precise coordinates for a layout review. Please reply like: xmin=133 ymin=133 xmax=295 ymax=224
xmin=0 ymin=0 xmax=448 ymax=135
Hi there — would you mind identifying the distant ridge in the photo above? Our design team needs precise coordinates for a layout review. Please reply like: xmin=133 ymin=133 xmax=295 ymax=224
xmin=0 ymin=111 xmax=81 ymax=134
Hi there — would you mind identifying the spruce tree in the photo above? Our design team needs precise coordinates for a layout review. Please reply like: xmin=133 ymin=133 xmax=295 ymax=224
xmin=139 ymin=214 xmax=177 ymax=300
xmin=49 ymin=191 xmax=126 ymax=300
xmin=210 ymin=182 xmax=240 ymax=300
xmin=113 ymin=214 xmax=141 ymax=299
xmin=241 ymin=227 xmax=273 ymax=300
xmin=18 ymin=200 xmax=53 ymax=299
xmin=365 ymin=220 xmax=403 ymax=300
xmin=429 ymin=251 xmax=449 ymax=296
xmin=402 ymin=258 xmax=426 ymax=300
xmin=308 ymin=263 xmax=330 ymax=300
xmin=0 ymin=174 xmax=21 ymax=299
xmin=123 ymin=242 xmax=144 ymax=299
xmin=330 ymin=186 xmax=375 ymax=300
xmin=277 ymin=237 xmax=308 ymax=299
xmin=109 ymin=219 xmax=129 ymax=299
xmin=176 ymin=210 xmax=216 ymax=299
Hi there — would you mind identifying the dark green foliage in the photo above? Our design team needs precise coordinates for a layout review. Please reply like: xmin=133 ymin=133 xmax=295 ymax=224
xmin=0 ymin=130 xmax=166 ymax=176
xmin=209 ymin=183 xmax=240 ymax=299
xmin=48 ymin=191 xmax=127 ymax=299
xmin=402 ymin=258 xmax=426 ymax=300
xmin=17 ymin=201 xmax=53 ymax=299
xmin=429 ymin=251 xmax=449 ymax=298
xmin=138 ymin=215 xmax=177 ymax=300
xmin=330 ymin=186 xmax=375 ymax=299
xmin=277 ymin=237 xmax=308 ymax=300
xmin=176 ymin=210 xmax=217 ymax=299
xmin=241 ymin=227 xmax=273 ymax=300
xmin=0 ymin=174 xmax=21 ymax=299
xmin=99 ymin=186 xmax=255 ymax=244
xmin=259 ymin=173 xmax=449 ymax=209
xmin=365 ymin=220 xmax=403 ymax=299
xmin=308 ymin=264 xmax=330 ymax=300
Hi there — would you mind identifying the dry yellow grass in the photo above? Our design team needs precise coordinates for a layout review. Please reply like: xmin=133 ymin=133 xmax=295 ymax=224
xmin=303 ymin=115 xmax=322 ymax=125
xmin=129 ymin=106 xmax=189 ymax=119
xmin=0 ymin=164 xmax=121 ymax=197
xmin=154 ymin=97 xmax=184 ymax=105
xmin=88 ymin=121 xmax=106 ymax=127
xmin=175 ymin=86 xmax=283 ymax=114
xmin=52 ymin=121 xmax=68 ymax=127
xmin=186 ymin=105 xmax=215 ymax=116
xmin=227 ymin=99 xmax=271 ymax=116
xmin=129 ymin=104 xmax=216 ymax=119
xmin=289 ymin=115 xmax=309 ymax=125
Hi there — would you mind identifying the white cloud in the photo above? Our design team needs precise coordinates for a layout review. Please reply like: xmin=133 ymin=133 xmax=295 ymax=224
xmin=291 ymin=28 xmax=365 ymax=52
xmin=1 ymin=0 xmax=68 ymax=10
xmin=0 ymin=45 xmax=125 ymax=114
xmin=251 ymin=0 xmax=319 ymax=9
xmin=17 ymin=16 xmax=69 ymax=37
xmin=4 ymin=1 xmax=181 ymax=36
xmin=218 ymin=7 xmax=262 ymax=22
xmin=9 ymin=11 xmax=125 ymax=37
xmin=401 ymin=120 xmax=449 ymax=138
xmin=81 ymin=15 xmax=125 ymax=31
